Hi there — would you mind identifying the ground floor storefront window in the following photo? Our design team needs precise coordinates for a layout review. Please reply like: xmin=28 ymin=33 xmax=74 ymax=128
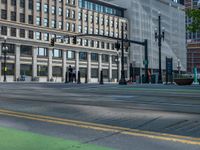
xmin=91 ymin=68 xmax=98 ymax=78
xmin=52 ymin=66 xmax=62 ymax=77
xmin=20 ymin=64 xmax=32 ymax=76
xmin=37 ymin=65 xmax=48 ymax=76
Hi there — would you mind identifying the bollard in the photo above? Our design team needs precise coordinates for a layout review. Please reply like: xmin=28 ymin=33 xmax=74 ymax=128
xmin=85 ymin=73 xmax=88 ymax=84
xmin=100 ymin=70 xmax=104 ymax=84
xmin=77 ymin=71 xmax=81 ymax=84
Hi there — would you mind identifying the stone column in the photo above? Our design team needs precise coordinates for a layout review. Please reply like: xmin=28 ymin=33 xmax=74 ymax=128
xmin=6 ymin=0 xmax=11 ymax=20
xmin=48 ymin=48 xmax=53 ymax=81
xmin=32 ymin=47 xmax=37 ymax=78
xmin=33 ymin=0 xmax=37 ymax=25
xmin=98 ymin=53 xmax=102 ymax=82
xmin=62 ymin=51 xmax=66 ymax=82
xmin=25 ymin=0 xmax=29 ymax=24
xmin=62 ymin=0 xmax=66 ymax=31
xmin=109 ymin=54 xmax=112 ymax=82
xmin=87 ymin=52 xmax=91 ymax=83
xmin=15 ymin=44 xmax=20 ymax=80
xmin=7 ymin=27 xmax=11 ymax=37
xmin=48 ymin=0 xmax=52 ymax=28
xmin=16 ymin=0 xmax=20 ymax=22
xmin=75 ymin=51 xmax=79 ymax=81
xmin=56 ymin=1 xmax=59 ymax=28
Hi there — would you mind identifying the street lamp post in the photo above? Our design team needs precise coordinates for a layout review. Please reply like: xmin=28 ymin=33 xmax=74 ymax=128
xmin=155 ymin=12 xmax=165 ymax=84
xmin=119 ymin=23 xmax=130 ymax=85
xmin=2 ymin=36 xmax=8 ymax=82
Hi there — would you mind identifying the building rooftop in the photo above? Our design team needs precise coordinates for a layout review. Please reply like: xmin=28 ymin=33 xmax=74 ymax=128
xmin=88 ymin=0 xmax=127 ymax=11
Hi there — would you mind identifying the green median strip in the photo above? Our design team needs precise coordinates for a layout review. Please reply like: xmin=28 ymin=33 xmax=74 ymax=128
xmin=0 ymin=126 xmax=113 ymax=150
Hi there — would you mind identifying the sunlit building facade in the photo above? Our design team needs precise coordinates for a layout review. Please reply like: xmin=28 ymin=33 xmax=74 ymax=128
xmin=0 ymin=0 xmax=128 ymax=82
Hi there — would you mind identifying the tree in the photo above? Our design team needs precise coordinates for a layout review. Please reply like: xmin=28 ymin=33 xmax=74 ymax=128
xmin=186 ymin=9 xmax=200 ymax=32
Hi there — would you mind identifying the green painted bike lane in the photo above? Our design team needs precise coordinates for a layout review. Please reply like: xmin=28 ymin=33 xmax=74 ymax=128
xmin=0 ymin=127 xmax=113 ymax=150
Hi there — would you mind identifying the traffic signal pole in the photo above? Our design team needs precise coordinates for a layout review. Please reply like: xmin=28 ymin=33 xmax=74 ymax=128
xmin=50 ymin=34 xmax=149 ymax=84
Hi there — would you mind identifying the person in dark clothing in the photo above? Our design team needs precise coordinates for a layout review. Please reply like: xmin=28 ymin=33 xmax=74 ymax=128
xmin=68 ymin=65 xmax=73 ymax=82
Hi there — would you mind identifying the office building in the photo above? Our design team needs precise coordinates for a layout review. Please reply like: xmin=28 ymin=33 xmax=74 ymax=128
xmin=0 ymin=0 xmax=128 ymax=82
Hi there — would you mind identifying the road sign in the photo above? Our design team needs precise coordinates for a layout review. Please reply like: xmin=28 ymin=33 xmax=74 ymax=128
xmin=166 ymin=58 xmax=173 ymax=75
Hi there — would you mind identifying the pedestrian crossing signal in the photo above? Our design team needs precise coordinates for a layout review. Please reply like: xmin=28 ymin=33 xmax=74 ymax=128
xmin=50 ymin=38 xmax=55 ymax=47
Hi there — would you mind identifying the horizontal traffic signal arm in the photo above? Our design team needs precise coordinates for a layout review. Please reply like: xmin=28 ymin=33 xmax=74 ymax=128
xmin=63 ymin=34 xmax=147 ymax=46
xmin=50 ymin=33 xmax=147 ymax=47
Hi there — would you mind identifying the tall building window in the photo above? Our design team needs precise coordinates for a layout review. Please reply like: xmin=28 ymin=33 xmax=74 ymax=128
xmin=79 ymin=52 xmax=87 ymax=61
xmin=44 ymin=4 xmax=49 ymax=13
xmin=28 ymin=15 xmax=33 ymax=24
xmin=1 ymin=26 xmax=7 ymax=35
xmin=11 ymin=28 xmax=16 ymax=37
xmin=29 ymin=0 xmax=33 ymax=10
xmin=96 ymin=16 xmax=99 ymax=24
xmin=66 ymin=0 xmax=70 ymax=4
xmin=53 ymin=49 xmax=62 ymax=58
xmin=11 ymin=0 xmax=16 ymax=6
xmin=36 ymin=2 xmax=41 ymax=11
xmin=84 ymin=14 xmax=88 ymax=22
xmin=20 ymin=13 xmax=25 ymax=23
xmin=1 ymin=9 xmax=7 ymax=19
xmin=20 ymin=0 xmax=25 ymax=8
xmin=66 ymin=9 xmax=70 ymax=18
xmin=101 ymin=42 xmax=105 ymax=49
xmin=44 ymin=18 xmax=48 ymax=27
xmin=35 ymin=32 xmax=41 ymax=40
xmin=36 ymin=17 xmax=41 ymax=26
xmin=72 ymin=23 xmax=75 ymax=32
xmin=52 ymin=6 xmax=56 ymax=14
xmin=37 ymin=47 xmax=48 ymax=57
xmin=91 ymin=53 xmax=98 ymax=62
xmin=43 ymin=33 xmax=49 ymax=41
xmin=96 ymin=41 xmax=99 ymax=48
xmin=51 ymin=20 xmax=56 ymax=28
xmin=84 ymin=39 xmax=88 ymax=46
xmin=78 ymin=25 xmax=82 ymax=33
xmin=90 ymin=15 xmax=93 ymax=23
xmin=20 ymin=45 xmax=32 ymax=56
xmin=72 ymin=0 xmax=75 ymax=5
xmin=67 ymin=50 xmax=75 ymax=59
xmin=19 ymin=29 xmax=25 ymax=38
xmin=59 ymin=7 xmax=62 ymax=16
xmin=11 ymin=11 xmax=16 ymax=21
xmin=102 ymin=54 xmax=109 ymax=63
xmin=59 ymin=21 xmax=63 ymax=29
xmin=28 ymin=30 xmax=34 ymax=39
xmin=66 ymin=22 xmax=70 ymax=31
xmin=78 ymin=12 xmax=82 ymax=20
xmin=72 ymin=10 xmax=75 ymax=19
xmin=84 ymin=26 xmax=88 ymax=34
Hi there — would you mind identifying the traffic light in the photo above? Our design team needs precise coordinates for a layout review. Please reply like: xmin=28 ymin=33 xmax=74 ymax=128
xmin=72 ymin=36 xmax=77 ymax=44
xmin=50 ymin=38 xmax=55 ymax=47
xmin=115 ymin=42 xmax=120 ymax=50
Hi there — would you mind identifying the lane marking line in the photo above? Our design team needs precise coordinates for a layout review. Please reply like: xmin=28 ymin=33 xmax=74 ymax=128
xmin=0 ymin=109 xmax=200 ymax=146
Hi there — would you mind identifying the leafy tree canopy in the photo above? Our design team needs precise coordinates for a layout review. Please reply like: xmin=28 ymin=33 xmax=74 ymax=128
xmin=186 ymin=9 xmax=200 ymax=33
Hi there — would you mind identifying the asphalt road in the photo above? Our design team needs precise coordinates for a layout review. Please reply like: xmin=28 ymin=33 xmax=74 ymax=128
xmin=0 ymin=83 xmax=200 ymax=150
